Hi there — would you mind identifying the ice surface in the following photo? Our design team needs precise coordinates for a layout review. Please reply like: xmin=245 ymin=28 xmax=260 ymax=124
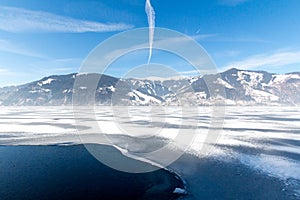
xmin=238 ymin=153 xmax=300 ymax=180
xmin=0 ymin=106 xmax=300 ymax=194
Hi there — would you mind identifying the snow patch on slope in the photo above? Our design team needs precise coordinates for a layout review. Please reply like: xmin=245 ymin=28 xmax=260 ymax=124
xmin=215 ymin=78 xmax=234 ymax=89
xmin=38 ymin=78 xmax=55 ymax=86
xmin=271 ymin=74 xmax=300 ymax=84
xmin=128 ymin=90 xmax=162 ymax=105
xmin=237 ymin=71 xmax=263 ymax=87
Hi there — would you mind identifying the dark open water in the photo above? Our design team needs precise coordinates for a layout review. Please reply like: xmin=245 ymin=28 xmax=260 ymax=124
xmin=0 ymin=144 xmax=184 ymax=200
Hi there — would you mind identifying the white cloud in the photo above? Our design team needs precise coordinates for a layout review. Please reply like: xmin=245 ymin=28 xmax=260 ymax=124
xmin=0 ymin=39 xmax=43 ymax=57
xmin=222 ymin=49 xmax=300 ymax=71
xmin=0 ymin=6 xmax=133 ymax=33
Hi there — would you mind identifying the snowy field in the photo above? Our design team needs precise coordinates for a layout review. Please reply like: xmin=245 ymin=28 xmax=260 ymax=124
xmin=0 ymin=106 xmax=300 ymax=197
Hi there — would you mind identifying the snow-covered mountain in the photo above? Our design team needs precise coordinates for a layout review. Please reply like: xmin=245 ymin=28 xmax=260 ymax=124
xmin=0 ymin=68 xmax=299 ymax=106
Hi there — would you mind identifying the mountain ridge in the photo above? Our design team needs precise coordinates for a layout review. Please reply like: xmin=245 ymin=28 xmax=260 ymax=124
xmin=0 ymin=68 xmax=299 ymax=106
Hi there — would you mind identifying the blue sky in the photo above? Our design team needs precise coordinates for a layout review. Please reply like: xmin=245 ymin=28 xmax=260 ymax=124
xmin=0 ymin=0 xmax=300 ymax=86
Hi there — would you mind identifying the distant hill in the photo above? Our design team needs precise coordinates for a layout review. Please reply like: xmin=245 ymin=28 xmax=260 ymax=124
xmin=0 ymin=68 xmax=299 ymax=106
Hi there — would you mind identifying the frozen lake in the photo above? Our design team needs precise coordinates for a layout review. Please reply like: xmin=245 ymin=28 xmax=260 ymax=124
xmin=0 ymin=106 xmax=300 ymax=199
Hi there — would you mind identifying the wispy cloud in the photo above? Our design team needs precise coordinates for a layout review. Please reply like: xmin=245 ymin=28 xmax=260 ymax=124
xmin=0 ymin=39 xmax=44 ymax=57
xmin=219 ymin=0 xmax=249 ymax=6
xmin=179 ymin=70 xmax=200 ymax=75
xmin=0 ymin=6 xmax=133 ymax=33
xmin=0 ymin=57 xmax=81 ymax=86
xmin=29 ymin=57 xmax=82 ymax=74
xmin=220 ymin=36 xmax=268 ymax=43
xmin=222 ymin=49 xmax=300 ymax=71
xmin=191 ymin=33 xmax=219 ymax=41
xmin=191 ymin=32 xmax=268 ymax=43
xmin=207 ymin=35 xmax=268 ymax=43
xmin=214 ymin=50 xmax=241 ymax=58
xmin=0 ymin=68 xmax=9 ymax=74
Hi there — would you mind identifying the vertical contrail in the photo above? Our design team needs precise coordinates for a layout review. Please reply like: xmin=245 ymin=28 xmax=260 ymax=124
xmin=145 ymin=0 xmax=155 ymax=64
